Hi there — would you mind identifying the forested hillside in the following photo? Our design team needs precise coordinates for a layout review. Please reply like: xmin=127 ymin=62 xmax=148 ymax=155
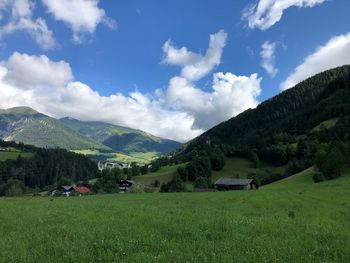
xmin=0 ymin=140 xmax=97 ymax=196
xmin=160 ymin=66 xmax=350 ymax=190
xmin=189 ymin=65 xmax=350 ymax=148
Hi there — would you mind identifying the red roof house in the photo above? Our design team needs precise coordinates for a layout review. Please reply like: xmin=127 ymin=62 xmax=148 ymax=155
xmin=74 ymin=186 xmax=91 ymax=194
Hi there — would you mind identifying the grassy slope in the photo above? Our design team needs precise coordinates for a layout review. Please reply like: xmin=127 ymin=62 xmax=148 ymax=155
xmin=73 ymin=149 xmax=151 ymax=164
xmin=212 ymin=157 xmax=286 ymax=181
xmin=0 ymin=151 xmax=33 ymax=161
xmin=264 ymin=167 xmax=316 ymax=189
xmin=0 ymin=173 xmax=349 ymax=262
xmin=134 ymin=163 xmax=186 ymax=186
xmin=61 ymin=117 xmax=180 ymax=155
xmin=311 ymin=118 xmax=338 ymax=132
xmin=0 ymin=108 xmax=108 ymax=150
xmin=133 ymin=157 xmax=287 ymax=186
xmin=11 ymin=117 xmax=107 ymax=150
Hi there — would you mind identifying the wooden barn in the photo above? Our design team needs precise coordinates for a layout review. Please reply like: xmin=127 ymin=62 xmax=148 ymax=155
xmin=214 ymin=178 xmax=258 ymax=191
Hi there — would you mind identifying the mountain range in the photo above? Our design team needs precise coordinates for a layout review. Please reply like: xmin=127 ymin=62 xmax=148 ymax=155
xmin=0 ymin=107 xmax=181 ymax=160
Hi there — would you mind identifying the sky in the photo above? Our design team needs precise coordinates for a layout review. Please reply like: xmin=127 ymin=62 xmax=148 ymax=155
xmin=0 ymin=0 xmax=349 ymax=142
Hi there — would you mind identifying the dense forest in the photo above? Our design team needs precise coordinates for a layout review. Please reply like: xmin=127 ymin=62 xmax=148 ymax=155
xmin=159 ymin=66 xmax=350 ymax=191
xmin=0 ymin=140 xmax=97 ymax=196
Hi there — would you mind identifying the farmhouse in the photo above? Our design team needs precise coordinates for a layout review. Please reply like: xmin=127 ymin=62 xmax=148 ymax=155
xmin=215 ymin=178 xmax=258 ymax=191
xmin=74 ymin=186 xmax=91 ymax=195
xmin=50 ymin=184 xmax=91 ymax=197
xmin=98 ymin=161 xmax=130 ymax=171
xmin=119 ymin=180 xmax=134 ymax=191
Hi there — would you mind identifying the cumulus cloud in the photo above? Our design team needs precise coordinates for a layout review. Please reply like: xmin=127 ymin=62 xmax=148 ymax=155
xmin=42 ymin=0 xmax=116 ymax=43
xmin=0 ymin=31 xmax=263 ymax=142
xmin=281 ymin=32 xmax=350 ymax=90
xmin=162 ymin=30 xmax=227 ymax=81
xmin=260 ymin=41 xmax=278 ymax=77
xmin=0 ymin=0 xmax=56 ymax=49
xmin=166 ymin=73 xmax=261 ymax=130
xmin=163 ymin=30 xmax=262 ymax=130
xmin=242 ymin=0 xmax=325 ymax=30
xmin=0 ymin=52 xmax=200 ymax=142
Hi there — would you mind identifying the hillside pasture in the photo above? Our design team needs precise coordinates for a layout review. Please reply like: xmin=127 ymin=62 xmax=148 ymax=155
xmin=0 ymin=151 xmax=33 ymax=161
xmin=134 ymin=163 xmax=185 ymax=186
xmin=0 ymin=172 xmax=349 ymax=262
xmin=212 ymin=157 xmax=286 ymax=181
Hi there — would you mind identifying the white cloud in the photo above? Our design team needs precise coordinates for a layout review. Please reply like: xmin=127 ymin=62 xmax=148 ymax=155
xmin=281 ymin=32 xmax=350 ymax=90
xmin=0 ymin=0 xmax=56 ymax=49
xmin=0 ymin=31 xmax=263 ymax=142
xmin=163 ymin=30 xmax=262 ymax=130
xmin=260 ymin=41 xmax=278 ymax=77
xmin=166 ymin=73 xmax=261 ymax=130
xmin=162 ymin=30 xmax=227 ymax=81
xmin=242 ymin=0 xmax=325 ymax=30
xmin=42 ymin=0 xmax=116 ymax=43
xmin=0 ymin=52 xmax=200 ymax=142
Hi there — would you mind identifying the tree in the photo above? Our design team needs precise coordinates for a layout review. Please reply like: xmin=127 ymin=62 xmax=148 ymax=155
xmin=177 ymin=166 xmax=188 ymax=181
xmin=186 ymin=156 xmax=211 ymax=182
xmin=4 ymin=179 xmax=25 ymax=196
xmin=315 ymin=143 xmax=346 ymax=181
xmin=160 ymin=176 xmax=185 ymax=192
xmin=193 ymin=177 xmax=213 ymax=188
xmin=251 ymin=153 xmax=260 ymax=168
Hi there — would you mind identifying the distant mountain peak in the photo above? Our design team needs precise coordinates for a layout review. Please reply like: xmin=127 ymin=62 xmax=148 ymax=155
xmin=0 ymin=106 xmax=38 ymax=115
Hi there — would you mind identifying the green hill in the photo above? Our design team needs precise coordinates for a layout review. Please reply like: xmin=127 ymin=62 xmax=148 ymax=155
xmin=0 ymin=107 xmax=108 ymax=150
xmin=60 ymin=117 xmax=181 ymax=154
xmin=187 ymin=65 xmax=350 ymax=149
xmin=0 ymin=108 xmax=180 ymax=161
xmin=171 ymin=66 xmax=350 ymax=187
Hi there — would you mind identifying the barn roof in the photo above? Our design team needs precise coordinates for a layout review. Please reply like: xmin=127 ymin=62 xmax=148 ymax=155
xmin=214 ymin=178 xmax=254 ymax=186
xmin=74 ymin=186 xmax=90 ymax=194
xmin=61 ymin=185 xmax=75 ymax=191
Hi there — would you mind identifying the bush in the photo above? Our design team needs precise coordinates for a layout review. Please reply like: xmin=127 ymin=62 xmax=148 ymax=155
xmin=3 ymin=179 xmax=26 ymax=196
xmin=193 ymin=177 xmax=213 ymax=188
xmin=313 ymin=172 xmax=327 ymax=183
xmin=160 ymin=176 xmax=185 ymax=193
xmin=153 ymin=179 xmax=160 ymax=187
xmin=177 ymin=166 xmax=188 ymax=181
xmin=286 ymin=160 xmax=309 ymax=176
xmin=186 ymin=156 xmax=211 ymax=182
xmin=315 ymin=143 xmax=346 ymax=181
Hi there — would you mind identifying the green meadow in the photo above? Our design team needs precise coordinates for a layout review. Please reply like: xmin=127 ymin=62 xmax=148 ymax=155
xmin=1 ymin=169 xmax=350 ymax=262
xmin=0 ymin=151 xmax=33 ymax=161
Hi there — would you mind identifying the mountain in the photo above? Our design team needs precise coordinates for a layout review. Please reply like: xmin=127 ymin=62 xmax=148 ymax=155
xmin=186 ymin=65 xmax=350 ymax=150
xmin=60 ymin=117 xmax=181 ymax=154
xmin=0 ymin=107 xmax=181 ymax=158
xmin=0 ymin=107 xmax=107 ymax=150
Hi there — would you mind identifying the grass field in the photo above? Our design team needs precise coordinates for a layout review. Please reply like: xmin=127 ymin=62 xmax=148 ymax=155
xmin=0 ymin=151 xmax=33 ymax=161
xmin=72 ymin=149 xmax=151 ymax=164
xmin=134 ymin=163 xmax=186 ymax=186
xmin=1 ymin=169 xmax=350 ymax=262
xmin=133 ymin=157 xmax=287 ymax=187
xmin=212 ymin=157 xmax=286 ymax=181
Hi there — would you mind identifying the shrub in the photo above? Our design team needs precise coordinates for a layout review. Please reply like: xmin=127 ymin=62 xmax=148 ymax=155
xmin=193 ymin=177 xmax=213 ymax=189
xmin=313 ymin=172 xmax=327 ymax=183
xmin=160 ymin=176 xmax=185 ymax=193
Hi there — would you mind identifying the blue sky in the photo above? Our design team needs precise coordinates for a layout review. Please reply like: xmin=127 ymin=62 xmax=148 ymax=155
xmin=0 ymin=0 xmax=349 ymax=142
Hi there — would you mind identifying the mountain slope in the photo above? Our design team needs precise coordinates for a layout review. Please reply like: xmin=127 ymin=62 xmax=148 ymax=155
xmin=187 ymin=65 xmax=350 ymax=150
xmin=0 ymin=107 xmax=108 ymax=150
xmin=60 ymin=117 xmax=181 ymax=154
